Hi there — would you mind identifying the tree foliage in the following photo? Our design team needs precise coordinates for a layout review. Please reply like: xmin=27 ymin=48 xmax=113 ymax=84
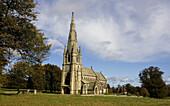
xmin=111 ymin=86 xmax=116 ymax=93
xmin=0 ymin=0 xmax=51 ymax=69
xmin=125 ymin=83 xmax=137 ymax=94
xmin=27 ymin=64 xmax=45 ymax=90
xmin=43 ymin=64 xmax=62 ymax=92
xmin=139 ymin=66 xmax=168 ymax=98
xmin=167 ymin=84 xmax=170 ymax=96
xmin=140 ymin=87 xmax=150 ymax=97
xmin=6 ymin=61 xmax=29 ymax=91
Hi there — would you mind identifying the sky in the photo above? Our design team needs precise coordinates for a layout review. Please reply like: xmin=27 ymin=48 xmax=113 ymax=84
xmin=35 ymin=0 xmax=170 ymax=87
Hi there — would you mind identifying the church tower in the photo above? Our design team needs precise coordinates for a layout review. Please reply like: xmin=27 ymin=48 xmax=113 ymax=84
xmin=61 ymin=11 xmax=82 ymax=94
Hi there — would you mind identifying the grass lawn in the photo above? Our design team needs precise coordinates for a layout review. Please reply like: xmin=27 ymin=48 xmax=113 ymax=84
xmin=0 ymin=89 xmax=170 ymax=106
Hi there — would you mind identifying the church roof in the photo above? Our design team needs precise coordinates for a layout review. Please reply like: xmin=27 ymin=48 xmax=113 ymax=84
xmin=81 ymin=79 xmax=96 ymax=90
xmin=95 ymin=72 xmax=106 ymax=81
xmin=82 ymin=67 xmax=96 ymax=77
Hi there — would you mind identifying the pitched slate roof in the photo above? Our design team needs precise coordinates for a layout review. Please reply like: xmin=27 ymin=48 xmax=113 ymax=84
xmin=95 ymin=72 xmax=106 ymax=81
xmin=82 ymin=67 xmax=96 ymax=77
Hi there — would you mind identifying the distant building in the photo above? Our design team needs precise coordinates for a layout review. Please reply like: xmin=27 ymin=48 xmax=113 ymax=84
xmin=61 ymin=12 xmax=108 ymax=94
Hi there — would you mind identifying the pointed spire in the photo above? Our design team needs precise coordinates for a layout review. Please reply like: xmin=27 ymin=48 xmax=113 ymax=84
xmin=64 ymin=45 xmax=66 ymax=55
xmin=67 ymin=11 xmax=78 ymax=53
xmin=71 ymin=10 xmax=74 ymax=23
xmin=70 ymin=11 xmax=75 ymax=31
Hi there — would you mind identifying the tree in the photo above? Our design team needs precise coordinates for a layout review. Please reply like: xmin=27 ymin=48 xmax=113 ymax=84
xmin=125 ymin=83 xmax=137 ymax=94
xmin=116 ymin=84 xmax=121 ymax=93
xmin=139 ymin=66 xmax=168 ymax=98
xmin=0 ymin=0 xmax=51 ymax=69
xmin=112 ymin=86 xmax=116 ymax=93
xmin=107 ymin=84 xmax=113 ymax=93
xmin=136 ymin=92 xmax=140 ymax=97
xmin=27 ymin=64 xmax=45 ymax=91
xmin=43 ymin=64 xmax=62 ymax=92
xmin=140 ymin=87 xmax=150 ymax=97
xmin=0 ymin=49 xmax=8 ymax=87
xmin=167 ymin=84 xmax=170 ymax=96
xmin=6 ymin=61 xmax=29 ymax=91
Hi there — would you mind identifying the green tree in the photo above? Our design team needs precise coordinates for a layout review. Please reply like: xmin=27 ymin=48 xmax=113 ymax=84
xmin=112 ymin=86 xmax=116 ymax=93
xmin=6 ymin=61 xmax=29 ymax=91
xmin=43 ymin=64 xmax=62 ymax=92
xmin=116 ymin=84 xmax=122 ymax=93
xmin=140 ymin=87 xmax=150 ymax=97
xmin=27 ymin=64 xmax=45 ymax=91
xmin=125 ymin=83 xmax=137 ymax=94
xmin=139 ymin=66 xmax=168 ymax=98
xmin=0 ymin=49 xmax=8 ymax=87
xmin=167 ymin=84 xmax=170 ymax=96
xmin=0 ymin=0 xmax=51 ymax=69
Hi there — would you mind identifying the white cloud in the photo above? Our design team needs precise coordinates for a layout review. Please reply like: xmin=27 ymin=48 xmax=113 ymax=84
xmin=48 ymin=38 xmax=63 ymax=48
xmin=105 ymin=76 xmax=139 ymax=87
xmin=35 ymin=0 xmax=170 ymax=62
xmin=106 ymin=76 xmax=137 ymax=82
xmin=165 ymin=78 xmax=170 ymax=82
xmin=52 ymin=49 xmax=63 ymax=55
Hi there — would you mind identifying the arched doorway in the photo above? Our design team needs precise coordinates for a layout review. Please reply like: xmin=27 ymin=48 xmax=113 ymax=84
xmin=64 ymin=87 xmax=70 ymax=94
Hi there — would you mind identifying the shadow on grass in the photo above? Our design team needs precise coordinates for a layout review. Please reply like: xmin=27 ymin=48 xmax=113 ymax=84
xmin=0 ymin=93 xmax=17 ymax=96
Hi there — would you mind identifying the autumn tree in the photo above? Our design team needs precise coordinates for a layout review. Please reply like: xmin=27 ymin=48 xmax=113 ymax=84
xmin=139 ymin=66 xmax=168 ymax=98
xmin=6 ymin=61 xmax=29 ymax=91
xmin=43 ymin=64 xmax=62 ymax=92
xmin=0 ymin=0 xmax=51 ymax=70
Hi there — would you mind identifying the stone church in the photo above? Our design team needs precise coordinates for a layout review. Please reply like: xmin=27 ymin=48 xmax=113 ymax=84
xmin=61 ymin=12 xmax=108 ymax=94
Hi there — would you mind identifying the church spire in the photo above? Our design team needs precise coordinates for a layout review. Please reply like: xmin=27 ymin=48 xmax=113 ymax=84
xmin=70 ymin=11 xmax=75 ymax=31
xmin=67 ymin=11 xmax=78 ymax=53
xmin=71 ymin=11 xmax=74 ymax=23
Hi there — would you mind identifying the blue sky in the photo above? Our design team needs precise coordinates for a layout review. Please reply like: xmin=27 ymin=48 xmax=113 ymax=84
xmin=35 ymin=0 xmax=170 ymax=87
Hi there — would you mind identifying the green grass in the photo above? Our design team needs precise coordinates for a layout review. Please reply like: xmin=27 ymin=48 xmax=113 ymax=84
xmin=0 ymin=89 xmax=170 ymax=106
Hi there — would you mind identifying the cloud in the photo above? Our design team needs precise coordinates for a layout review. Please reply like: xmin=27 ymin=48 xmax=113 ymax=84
xmin=105 ymin=76 xmax=139 ymax=87
xmin=52 ymin=49 xmax=63 ymax=55
xmin=106 ymin=76 xmax=137 ymax=83
xmin=35 ymin=0 xmax=170 ymax=62
xmin=48 ymin=38 xmax=64 ymax=48
xmin=165 ymin=78 xmax=170 ymax=82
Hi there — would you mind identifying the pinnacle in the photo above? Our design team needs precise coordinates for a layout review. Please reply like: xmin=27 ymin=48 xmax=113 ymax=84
xmin=71 ymin=11 xmax=74 ymax=23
